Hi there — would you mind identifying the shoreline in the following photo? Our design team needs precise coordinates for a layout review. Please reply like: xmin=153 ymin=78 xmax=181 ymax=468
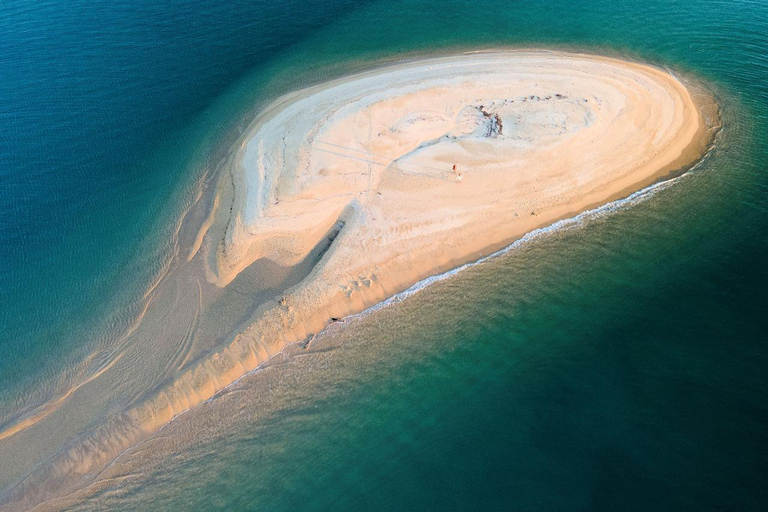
xmin=0 ymin=49 xmax=720 ymax=511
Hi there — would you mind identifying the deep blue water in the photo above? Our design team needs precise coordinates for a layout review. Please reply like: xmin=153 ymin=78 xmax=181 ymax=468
xmin=1 ymin=0 xmax=768 ymax=510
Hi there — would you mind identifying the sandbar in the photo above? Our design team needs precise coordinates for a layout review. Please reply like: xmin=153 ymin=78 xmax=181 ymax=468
xmin=0 ymin=50 xmax=719 ymax=510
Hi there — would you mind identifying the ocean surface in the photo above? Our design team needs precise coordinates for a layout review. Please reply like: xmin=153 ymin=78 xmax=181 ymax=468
xmin=1 ymin=0 xmax=767 ymax=509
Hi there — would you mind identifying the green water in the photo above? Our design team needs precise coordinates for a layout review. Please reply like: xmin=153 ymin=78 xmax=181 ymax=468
xmin=5 ymin=0 xmax=768 ymax=509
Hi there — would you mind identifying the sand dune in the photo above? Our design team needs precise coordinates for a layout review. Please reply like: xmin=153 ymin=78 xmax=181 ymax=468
xmin=0 ymin=50 xmax=719 ymax=510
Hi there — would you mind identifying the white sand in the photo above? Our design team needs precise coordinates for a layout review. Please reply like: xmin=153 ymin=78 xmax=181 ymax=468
xmin=213 ymin=51 xmax=709 ymax=287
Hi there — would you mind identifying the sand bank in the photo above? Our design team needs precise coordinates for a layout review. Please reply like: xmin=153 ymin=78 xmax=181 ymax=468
xmin=0 ymin=50 xmax=719 ymax=510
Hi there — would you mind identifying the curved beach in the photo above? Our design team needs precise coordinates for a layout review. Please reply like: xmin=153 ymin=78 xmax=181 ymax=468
xmin=0 ymin=51 xmax=718 ymax=510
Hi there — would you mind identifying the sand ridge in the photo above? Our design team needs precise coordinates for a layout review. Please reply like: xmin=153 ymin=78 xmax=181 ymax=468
xmin=0 ymin=50 xmax=719 ymax=510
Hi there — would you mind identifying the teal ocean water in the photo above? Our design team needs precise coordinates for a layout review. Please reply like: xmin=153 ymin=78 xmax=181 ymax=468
xmin=1 ymin=0 xmax=767 ymax=509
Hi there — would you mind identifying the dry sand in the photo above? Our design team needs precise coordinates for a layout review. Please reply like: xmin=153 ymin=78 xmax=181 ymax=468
xmin=0 ymin=50 xmax=719 ymax=510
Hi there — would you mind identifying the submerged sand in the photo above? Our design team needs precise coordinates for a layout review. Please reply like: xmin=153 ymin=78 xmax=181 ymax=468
xmin=0 ymin=50 xmax=719 ymax=510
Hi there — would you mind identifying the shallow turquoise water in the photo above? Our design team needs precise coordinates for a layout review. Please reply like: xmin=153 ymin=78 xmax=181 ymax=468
xmin=2 ymin=0 xmax=768 ymax=509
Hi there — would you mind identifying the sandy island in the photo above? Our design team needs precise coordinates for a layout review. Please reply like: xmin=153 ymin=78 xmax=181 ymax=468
xmin=0 ymin=50 xmax=719 ymax=510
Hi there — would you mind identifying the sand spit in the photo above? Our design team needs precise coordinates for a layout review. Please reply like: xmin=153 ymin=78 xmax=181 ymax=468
xmin=0 ymin=51 xmax=719 ymax=510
